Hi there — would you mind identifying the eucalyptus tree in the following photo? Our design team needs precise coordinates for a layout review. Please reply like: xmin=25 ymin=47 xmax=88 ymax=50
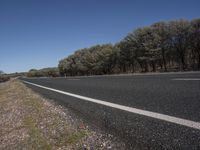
xmin=96 ymin=44 xmax=118 ymax=74
xmin=118 ymin=27 xmax=155 ymax=73
xmin=168 ymin=20 xmax=190 ymax=70
xmin=58 ymin=18 xmax=200 ymax=76
xmin=118 ymin=32 xmax=139 ymax=73
xmin=58 ymin=57 xmax=74 ymax=76
xmin=151 ymin=21 xmax=171 ymax=71
xmin=139 ymin=26 xmax=162 ymax=72
xmin=190 ymin=18 xmax=200 ymax=69
xmin=133 ymin=27 xmax=158 ymax=72
xmin=73 ymin=49 xmax=89 ymax=75
xmin=58 ymin=59 xmax=66 ymax=76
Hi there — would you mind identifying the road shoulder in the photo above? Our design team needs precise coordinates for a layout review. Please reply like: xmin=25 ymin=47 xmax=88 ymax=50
xmin=0 ymin=79 xmax=125 ymax=149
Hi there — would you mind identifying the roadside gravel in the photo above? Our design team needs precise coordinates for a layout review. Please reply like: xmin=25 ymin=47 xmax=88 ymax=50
xmin=0 ymin=79 xmax=126 ymax=150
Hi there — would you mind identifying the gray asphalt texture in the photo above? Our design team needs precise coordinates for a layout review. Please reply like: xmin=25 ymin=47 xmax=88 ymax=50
xmin=21 ymin=72 xmax=200 ymax=149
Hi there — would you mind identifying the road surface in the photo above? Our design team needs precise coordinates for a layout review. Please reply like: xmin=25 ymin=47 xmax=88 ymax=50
xmin=21 ymin=72 xmax=200 ymax=149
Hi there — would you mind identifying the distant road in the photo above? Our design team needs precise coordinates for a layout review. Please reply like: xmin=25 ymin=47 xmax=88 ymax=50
xmin=21 ymin=72 xmax=200 ymax=149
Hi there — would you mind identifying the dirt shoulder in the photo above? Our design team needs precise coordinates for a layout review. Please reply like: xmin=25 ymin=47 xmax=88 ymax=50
xmin=0 ymin=79 xmax=125 ymax=150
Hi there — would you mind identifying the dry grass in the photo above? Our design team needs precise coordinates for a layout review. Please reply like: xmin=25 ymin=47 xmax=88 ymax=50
xmin=0 ymin=79 xmax=125 ymax=150
xmin=0 ymin=80 xmax=87 ymax=149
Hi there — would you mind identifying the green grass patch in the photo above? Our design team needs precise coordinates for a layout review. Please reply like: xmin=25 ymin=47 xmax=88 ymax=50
xmin=67 ymin=130 xmax=87 ymax=144
xmin=24 ymin=97 xmax=44 ymax=112
xmin=23 ymin=117 xmax=52 ymax=150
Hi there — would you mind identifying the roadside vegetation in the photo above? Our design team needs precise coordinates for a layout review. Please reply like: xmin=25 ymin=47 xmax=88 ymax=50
xmin=18 ymin=18 xmax=200 ymax=78
xmin=0 ymin=71 xmax=10 ymax=83
xmin=27 ymin=67 xmax=59 ymax=77
xmin=58 ymin=18 xmax=200 ymax=76
xmin=0 ymin=75 xmax=10 ymax=83
xmin=0 ymin=79 xmax=125 ymax=149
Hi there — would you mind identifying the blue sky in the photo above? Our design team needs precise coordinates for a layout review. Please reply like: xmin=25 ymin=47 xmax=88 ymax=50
xmin=0 ymin=0 xmax=200 ymax=73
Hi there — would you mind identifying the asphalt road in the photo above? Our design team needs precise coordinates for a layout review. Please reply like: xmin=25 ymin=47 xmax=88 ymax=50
xmin=21 ymin=72 xmax=200 ymax=149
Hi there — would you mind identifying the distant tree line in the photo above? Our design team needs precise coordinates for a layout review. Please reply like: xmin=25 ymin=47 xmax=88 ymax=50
xmin=0 ymin=70 xmax=10 ymax=83
xmin=58 ymin=19 xmax=200 ymax=76
xmin=0 ymin=76 xmax=10 ymax=83
xmin=8 ymin=72 xmax=27 ymax=78
xmin=27 ymin=67 xmax=59 ymax=77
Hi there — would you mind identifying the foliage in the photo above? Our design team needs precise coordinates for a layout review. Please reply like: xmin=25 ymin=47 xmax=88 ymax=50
xmin=27 ymin=67 xmax=59 ymax=77
xmin=57 ymin=18 xmax=200 ymax=76
xmin=0 ymin=75 xmax=10 ymax=83
xmin=59 ymin=44 xmax=120 ymax=76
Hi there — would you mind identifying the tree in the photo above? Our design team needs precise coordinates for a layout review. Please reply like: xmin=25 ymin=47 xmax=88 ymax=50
xmin=118 ymin=34 xmax=138 ymax=73
xmin=151 ymin=22 xmax=171 ymax=71
xmin=27 ymin=68 xmax=59 ymax=77
xmin=132 ymin=27 xmax=156 ymax=72
xmin=96 ymin=44 xmax=119 ymax=74
xmin=58 ymin=18 xmax=200 ymax=76
xmin=169 ymin=20 xmax=190 ymax=70
xmin=190 ymin=18 xmax=200 ymax=69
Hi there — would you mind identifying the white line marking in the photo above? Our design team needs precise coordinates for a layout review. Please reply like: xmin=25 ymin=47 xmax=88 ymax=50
xmin=172 ymin=78 xmax=200 ymax=81
xmin=22 ymin=80 xmax=200 ymax=130
xmin=67 ymin=79 xmax=80 ymax=80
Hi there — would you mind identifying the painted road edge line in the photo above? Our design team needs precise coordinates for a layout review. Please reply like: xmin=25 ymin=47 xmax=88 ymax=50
xmin=22 ymin=80 xmax=200 ymax=130
xmin=172 ymin=78 xmax=200 ymax=81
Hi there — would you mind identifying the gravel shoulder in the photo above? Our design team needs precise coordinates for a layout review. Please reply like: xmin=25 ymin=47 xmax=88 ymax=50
xmin=0 ymin=79 xmax=125 ymax=150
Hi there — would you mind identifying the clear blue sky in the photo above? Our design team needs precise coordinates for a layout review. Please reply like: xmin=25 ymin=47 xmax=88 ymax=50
xmin=0 ymin=0 xmax=200 ymax=73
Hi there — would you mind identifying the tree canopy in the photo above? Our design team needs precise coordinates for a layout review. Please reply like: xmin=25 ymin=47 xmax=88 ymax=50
xmin=58 ymin=18 xmax=200 ymax=76
xmin=27 ymin=67 xmax=59 ymax=77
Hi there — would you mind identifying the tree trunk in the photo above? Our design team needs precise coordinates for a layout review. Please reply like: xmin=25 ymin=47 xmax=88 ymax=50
xmin=198 ymin=53 xmax=200 ymax=70
xmin=162 ymin=49 xmax=167 ymax=72
xmin=145 ymin=61 xmax=149 ymax=72
xmin=131 ymin=62 xmax=135 ymax=73
xmin=152 ymin=61 xmax=156 ymax=72
xmin=163 ymin=56 xmax=167 ymax=71
xmin=181 ymin=54 xmax=186 ymax=70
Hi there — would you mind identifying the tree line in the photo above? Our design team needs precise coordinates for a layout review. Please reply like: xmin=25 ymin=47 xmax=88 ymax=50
xmin=58 ymin=19 xmax=200 ymax=76
xmin=0 ymin=70 xmax=10 ymax=82
xmin=29 ymin=18 xmax=200 ymax=77
xmin=27 ymin=67 xmax=59 ymax=77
